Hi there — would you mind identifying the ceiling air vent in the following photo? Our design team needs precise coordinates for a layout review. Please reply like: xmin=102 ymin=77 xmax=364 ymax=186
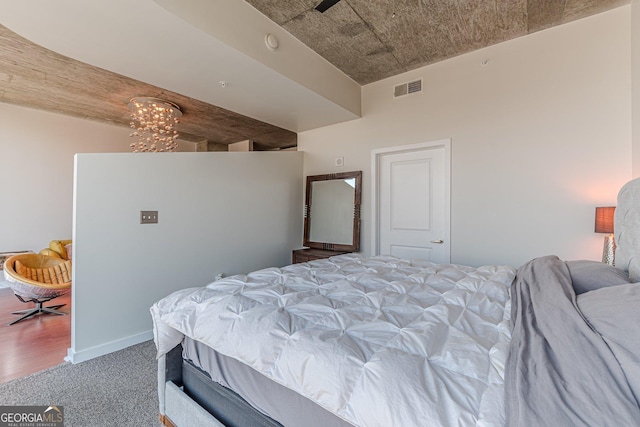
xmin=394 ymin=79 xmax=422 ymax=98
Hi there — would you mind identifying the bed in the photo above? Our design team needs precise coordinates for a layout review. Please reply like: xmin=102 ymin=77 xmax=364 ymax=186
xmin=151 ymin=178 xmax=640 ymax=427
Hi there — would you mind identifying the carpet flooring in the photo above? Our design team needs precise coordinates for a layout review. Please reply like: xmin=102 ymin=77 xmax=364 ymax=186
xmin=0 ymin=340 xmax=161 ymax=426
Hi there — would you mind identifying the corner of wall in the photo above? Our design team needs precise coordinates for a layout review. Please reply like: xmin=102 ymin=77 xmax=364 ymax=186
xmin=632 ymin=1 xmax=640 ymax=177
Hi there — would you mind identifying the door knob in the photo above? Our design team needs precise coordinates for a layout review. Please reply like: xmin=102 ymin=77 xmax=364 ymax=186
xmin=431 ymin=239 xmax=444 ymax=244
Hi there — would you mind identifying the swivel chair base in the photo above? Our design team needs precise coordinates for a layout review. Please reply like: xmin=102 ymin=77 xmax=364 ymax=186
xmin=9 ymin=295 xmax=67 ymax=325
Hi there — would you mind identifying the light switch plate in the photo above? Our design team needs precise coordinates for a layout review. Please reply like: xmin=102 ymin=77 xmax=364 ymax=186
xmin=140 ymin=210 xmax=158 ymax=224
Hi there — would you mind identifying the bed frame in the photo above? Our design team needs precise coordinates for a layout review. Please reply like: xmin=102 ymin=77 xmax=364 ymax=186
xmin=159 ymin=344 xmax=282 ymax=427
xmin=156 ymin=177 xmax=640 ymax=427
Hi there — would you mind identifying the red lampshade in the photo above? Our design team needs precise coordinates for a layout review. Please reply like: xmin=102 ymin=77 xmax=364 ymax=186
xmin=595 ymin=206 xmax=615 ymax=234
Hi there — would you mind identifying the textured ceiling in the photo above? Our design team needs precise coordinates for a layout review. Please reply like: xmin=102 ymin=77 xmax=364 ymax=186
xmin=0 ymin=0 xmax=629 ymax=150
xmin=0 ymin=24 xmax=297 ymax=151
xmin=246 ymin=0 xmax=628 ymax=84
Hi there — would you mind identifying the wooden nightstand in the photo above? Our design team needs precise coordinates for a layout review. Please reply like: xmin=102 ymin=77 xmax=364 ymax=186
xmin=292 ymin=248 xmax=348 ymax=264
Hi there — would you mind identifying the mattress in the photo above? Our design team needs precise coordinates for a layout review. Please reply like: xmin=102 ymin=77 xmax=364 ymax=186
xmin=183 ymin=337 xmax=353 ymax=427
xmin=152 ymin=254 xmax=516 ymax=426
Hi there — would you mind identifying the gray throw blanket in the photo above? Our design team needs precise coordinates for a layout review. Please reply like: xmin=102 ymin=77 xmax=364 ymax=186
xmin=506 ymin=256 xmax=640 ymax=426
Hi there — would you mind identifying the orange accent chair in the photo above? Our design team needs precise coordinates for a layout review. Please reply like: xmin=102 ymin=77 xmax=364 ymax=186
xmin=3 ymin=253 xmax=71 ymax=325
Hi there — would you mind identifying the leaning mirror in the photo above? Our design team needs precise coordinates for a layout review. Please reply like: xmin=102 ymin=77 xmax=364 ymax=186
xmin=303 ymin=171 xmax=362 ymax=252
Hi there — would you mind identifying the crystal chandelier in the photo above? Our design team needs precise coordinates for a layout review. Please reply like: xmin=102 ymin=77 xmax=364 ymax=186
xmin=128 ymin=97 xmax=182 ymax=152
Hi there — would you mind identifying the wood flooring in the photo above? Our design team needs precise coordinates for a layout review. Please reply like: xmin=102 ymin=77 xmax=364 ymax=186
xmin=0 ymin=287 xmax=71 ymax=383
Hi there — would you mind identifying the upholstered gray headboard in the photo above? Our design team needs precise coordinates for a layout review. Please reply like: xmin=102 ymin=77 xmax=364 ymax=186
xmin=615 ymin=177 xmax=640 ymax=281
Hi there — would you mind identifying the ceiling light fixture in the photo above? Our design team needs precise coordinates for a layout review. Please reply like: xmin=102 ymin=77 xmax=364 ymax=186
xmin=128 ymin=97 xmax=182 ymax=152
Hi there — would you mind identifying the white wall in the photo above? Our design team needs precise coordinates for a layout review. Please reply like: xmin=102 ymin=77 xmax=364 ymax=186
xmin=633 ymin=0 xmax=640 ymax=177
xmin=299 ymin=6 xmax=632 ymax=268
xmin=0 ymin=103 xmax=131 ymax=253
xmin=0 ymin=102 xmax=199 ymax=253
xmin=70 ymin=152 xmax=303 ymax=362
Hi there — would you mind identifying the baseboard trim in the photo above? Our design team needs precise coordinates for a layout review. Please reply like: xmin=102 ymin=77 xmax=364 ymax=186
xmin=65 ymin=330 xmax=153 ymax=363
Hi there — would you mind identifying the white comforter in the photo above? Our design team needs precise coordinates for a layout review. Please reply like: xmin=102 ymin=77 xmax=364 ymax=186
xmin=151 ymin=254 xmax=516 ymax=427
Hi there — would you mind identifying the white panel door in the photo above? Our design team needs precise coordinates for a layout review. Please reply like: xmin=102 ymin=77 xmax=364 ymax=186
xmin=373 ymin=141 xmax=450 ymax=263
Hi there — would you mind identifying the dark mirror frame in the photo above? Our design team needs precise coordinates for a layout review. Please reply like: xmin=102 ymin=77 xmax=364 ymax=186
xmin=303 ymin=170 xmax=362 ymax=252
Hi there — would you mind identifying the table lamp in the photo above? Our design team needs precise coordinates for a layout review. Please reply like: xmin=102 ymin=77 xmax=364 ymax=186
xmin=595 ymin=206 xmax=616 ymax=265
